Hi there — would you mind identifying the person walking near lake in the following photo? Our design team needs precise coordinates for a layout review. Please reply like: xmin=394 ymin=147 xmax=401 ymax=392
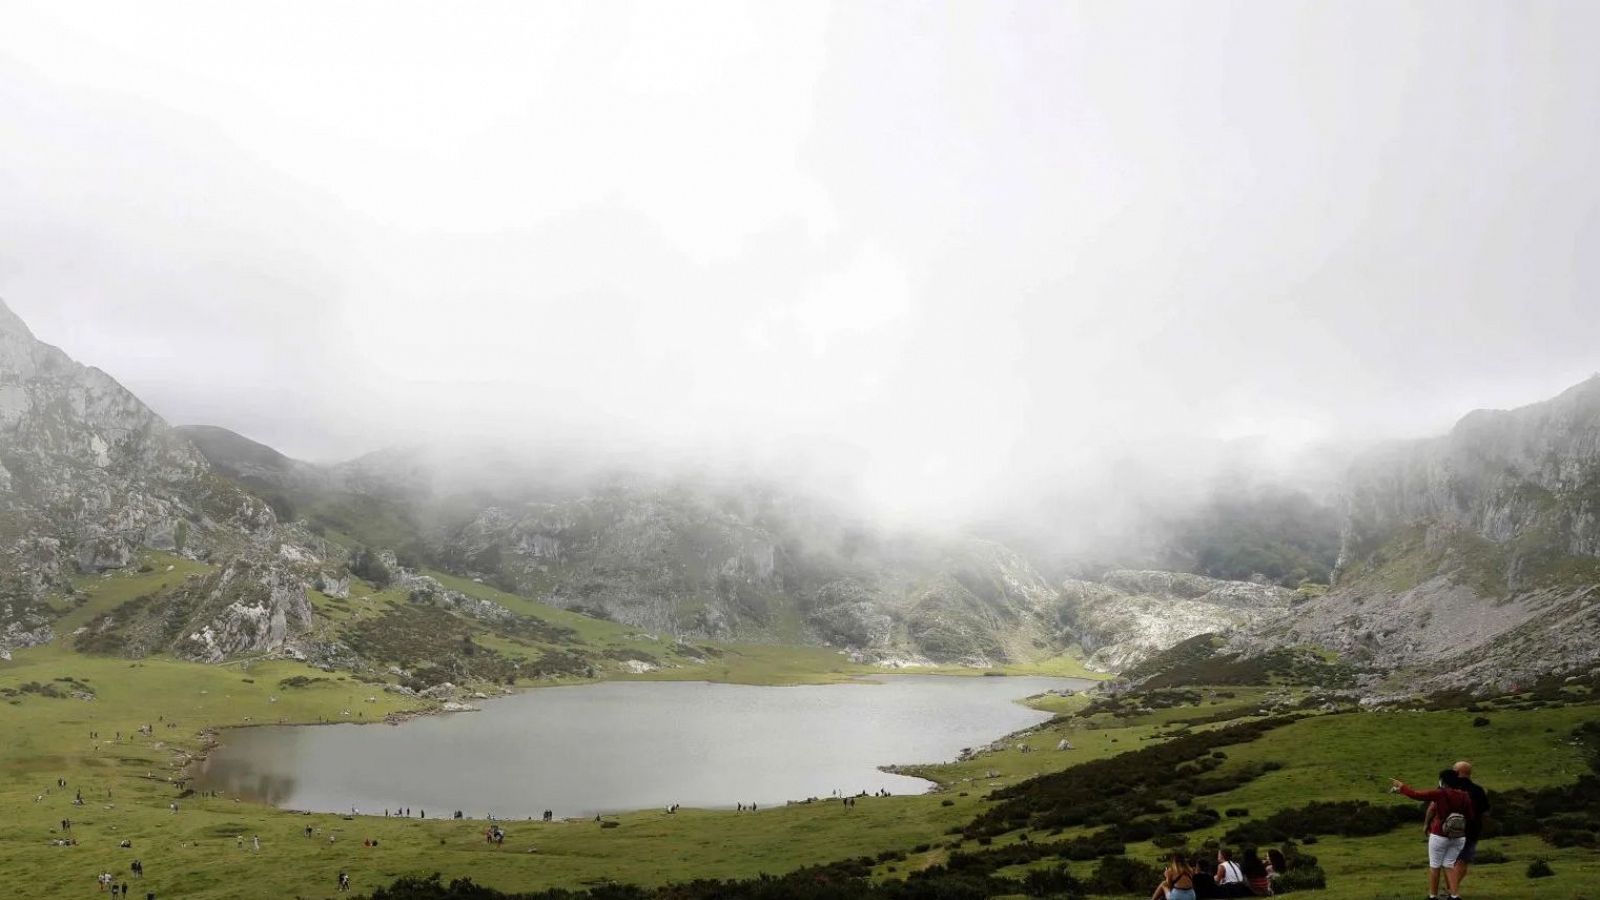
xmin=1391 ymin=769 xmax=1475 ymax=900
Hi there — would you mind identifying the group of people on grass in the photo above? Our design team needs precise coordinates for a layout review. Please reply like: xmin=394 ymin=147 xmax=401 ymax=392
xmin=1390 ymin=760 xmax=1490 ymax=900
xmin=1152 ymin=759 xmax=1490 ymax=900
xmin=1152 ymin=847 xmax=1284 ymax=899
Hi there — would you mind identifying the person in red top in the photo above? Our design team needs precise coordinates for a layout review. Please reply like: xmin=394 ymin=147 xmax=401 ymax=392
xmin=1390 ymin=769 xmax=1475 ymax=900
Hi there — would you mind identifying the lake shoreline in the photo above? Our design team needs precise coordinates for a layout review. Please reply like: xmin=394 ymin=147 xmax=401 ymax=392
xmin=188 ymin=674 xmax=1093 ymax=820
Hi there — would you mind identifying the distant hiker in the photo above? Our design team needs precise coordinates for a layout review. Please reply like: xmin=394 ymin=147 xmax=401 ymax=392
xmin=337 ymin=871 xmax=350 ymax=892
xmin=131 ymin=859 xmax=143 ymax=878
xmin=1152 ymin=852 xmax=1197 ymax=900
xmin=252 ymin=835 xmax=260 ymax=852
xmin=1391 ymin=769 xmax=1475 ymax=900
xmin=1448 ymin=760 xmax=1490 ymax=892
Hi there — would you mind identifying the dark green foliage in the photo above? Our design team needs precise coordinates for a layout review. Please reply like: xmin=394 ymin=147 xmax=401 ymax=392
xmin=1222 ymin=799 xmax=1419 ymax=845
xmin=964 ymin=718 xmax=1294 ymax=837
xmin=0 ymin=677 xmax=94 ymax=699
xmin=1081 ymin=855 xmax=1162 ymax=894
xmin=344 ymin=604 xmax=574 ymax=687
xmin=1472 ymin=848 xmax=1509 ymax=864
xmin=1127 ymin=634 xmax=1359 ymax=689
xmin=1481 ymin=721 xmax=1600 ymax=849
xmin=1527 ymin=858 xmax=1555 ymax=878
xmin=1472 ymin=716 xmax=1491 ymax=727
xmin=364 ymin=855 xmax=1081 ymax=900
xmin=350 ymin=547 xmax=393 ymax=588
xmin=1164 ymin=487 xmax=1341 ymax=586
xmin=1020 ymin=866 xmax=1082 ymax=898
xmin=276 ymin=675 xmax=330 ymax=689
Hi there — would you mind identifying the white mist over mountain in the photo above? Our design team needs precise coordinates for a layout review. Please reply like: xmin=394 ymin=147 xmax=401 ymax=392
xmin=2 ymin=1 xmax=1598 ymax=521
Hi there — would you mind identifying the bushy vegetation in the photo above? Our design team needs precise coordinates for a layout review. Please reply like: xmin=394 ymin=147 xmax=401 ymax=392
xmin=365 ymin=857 xmax=1079 ymax=900
xmin=1126 ymin=634 xmax=1359 ymax=689
xmin=1222 ymin=799 xmax=1419 ymax=845
xmin=1163 ymin=487 xmax=1341 ymax=586
xmin=1481 ymin=720 xmax=1600 ymax=848
xmin=964 ymin=717 xmax=1294 ymax=837
xmin=345 ymin=604 xmax=545 ymax=687
xmin=350 ymin=546 xmax=394 ymax=588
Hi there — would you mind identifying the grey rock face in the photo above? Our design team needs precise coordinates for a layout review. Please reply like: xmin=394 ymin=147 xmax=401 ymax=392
xmin=434 ymin=487 xmax=1065 ymax=663
xmin=176 ymin=558 xmax=315 ymax=662
xmin=1060 ymin=571 xmax=1292 ymax=671
xmin=1244 ymin=377 xmax=1600 ymax=690
xmin=0 ymin=299 xmax=283 ymax=653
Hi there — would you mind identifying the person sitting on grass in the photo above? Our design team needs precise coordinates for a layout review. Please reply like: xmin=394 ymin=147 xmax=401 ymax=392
xmin=1189 ymin=855 xmax=1218 ymax=898
xmin=1214 ymin=848 xmax=1247 ymax=896
xmin=1151 ymin=852 xmax=1198 ymax=900
xmin=1240 ymin=848 xmax=1272 ymax=895
xmin=1391 ymin=769 xmax=1475 ymax=900
xmin=1265 ymin=848 xmax=1287 ymax=883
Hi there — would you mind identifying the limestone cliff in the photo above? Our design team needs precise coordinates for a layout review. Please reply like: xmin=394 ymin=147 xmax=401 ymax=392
xmin=0 ymin=299 xmax=285 ymax=655
xmin=1059 ymin=570 xmax=1292 ymax=671
xmin=1244 ymin=377 xmax=1600 ymax=690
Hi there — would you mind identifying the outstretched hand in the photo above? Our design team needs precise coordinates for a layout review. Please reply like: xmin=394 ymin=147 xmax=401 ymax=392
xmin=1389 ymin=778 xmax=1405 ymax=793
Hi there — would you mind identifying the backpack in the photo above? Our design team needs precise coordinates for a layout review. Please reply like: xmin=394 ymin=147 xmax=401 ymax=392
xmin=1442 ymin=812 xmax=1468 ymax=839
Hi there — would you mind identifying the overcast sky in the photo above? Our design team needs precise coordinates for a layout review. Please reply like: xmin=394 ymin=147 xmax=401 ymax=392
xmin=2 ymin=1 xmax=1597 ymax=517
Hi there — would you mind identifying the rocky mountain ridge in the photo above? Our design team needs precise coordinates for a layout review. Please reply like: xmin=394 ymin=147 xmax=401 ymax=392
xmin=1232 ymin=376 xmax=1600 ymax=691
xmin=0 ymin=301 xmax=283 ymax=652
xmin=9 ymin=297 xmax=1599 ymax=692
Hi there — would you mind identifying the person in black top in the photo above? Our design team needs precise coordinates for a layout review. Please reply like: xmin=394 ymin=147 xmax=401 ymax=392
xmin=1188 ymin=855 xmax=1217 ymax=898
xmin=1452 ymin=760 xmax=1490 ymax=890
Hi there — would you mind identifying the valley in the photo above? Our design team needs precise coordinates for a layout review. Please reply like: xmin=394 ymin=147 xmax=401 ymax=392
xmin=2 ymin=298 xmax=1599 ymax=900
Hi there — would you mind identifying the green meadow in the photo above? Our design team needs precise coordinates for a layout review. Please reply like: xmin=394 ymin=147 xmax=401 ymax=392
xmin=2 ymin=561 xmax=1596 ymax=899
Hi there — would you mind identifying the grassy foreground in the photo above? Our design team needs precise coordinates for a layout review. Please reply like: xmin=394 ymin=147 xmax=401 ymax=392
xmin=4 ymin=562 xmax=1596 ymax=899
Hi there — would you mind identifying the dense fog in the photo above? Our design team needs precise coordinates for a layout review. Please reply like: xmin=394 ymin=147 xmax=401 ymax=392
xmin=3 ymin=1 xmax=1597 ymax=528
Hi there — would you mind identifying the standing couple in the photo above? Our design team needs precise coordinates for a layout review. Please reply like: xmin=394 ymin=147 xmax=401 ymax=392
xmin=1390 ymin=760 xmax=1490 ymax=900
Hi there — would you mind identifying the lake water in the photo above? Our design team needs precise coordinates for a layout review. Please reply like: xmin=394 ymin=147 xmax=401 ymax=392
xmin=193 ymin=675 xmax=1089 ymax=818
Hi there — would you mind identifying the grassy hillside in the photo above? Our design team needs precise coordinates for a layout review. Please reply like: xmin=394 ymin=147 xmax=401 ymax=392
xmin=3 ymin=565 xmax=1596 ymax=899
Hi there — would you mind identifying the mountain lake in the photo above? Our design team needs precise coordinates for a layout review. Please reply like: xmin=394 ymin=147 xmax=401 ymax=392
xmin=192 ymin=674 xmax=1091 ymax=818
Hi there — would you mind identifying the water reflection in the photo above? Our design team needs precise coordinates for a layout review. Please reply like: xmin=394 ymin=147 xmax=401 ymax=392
xmin=194 ymin=675 xmax=1088 ymax=818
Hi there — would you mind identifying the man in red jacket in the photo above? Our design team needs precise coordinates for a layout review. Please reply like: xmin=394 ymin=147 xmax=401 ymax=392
xmin=1391 ymin=769 xmax=1475 ymax=900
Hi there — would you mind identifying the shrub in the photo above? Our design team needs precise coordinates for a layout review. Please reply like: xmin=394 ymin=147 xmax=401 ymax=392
xmin=1020 ymin=866 xmax=1083 ymax=898
xmin=1472 ymin=848 xmax=1509 ymax=864
xmin=1473 ymin=716 xmax=1491 ymax=727
xmin=1082 ymin=855 xmax=1162 ymax=894
xmin=1527 ymin=858 xmax=1555 ymax=878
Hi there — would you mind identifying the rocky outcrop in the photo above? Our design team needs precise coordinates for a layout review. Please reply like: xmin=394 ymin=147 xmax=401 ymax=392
xmin=1242 ymin=377 xmax=1600 ymax=691
xmin=1059 ymin=571 xmax=1292 ymax=671
xmin=175 ymin=558 xmax=315 ymax=661
xmin=0 ymin=299 xmax=279 ymax=653
xmin=426 ymin=486 xmax=1070 ymax=663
